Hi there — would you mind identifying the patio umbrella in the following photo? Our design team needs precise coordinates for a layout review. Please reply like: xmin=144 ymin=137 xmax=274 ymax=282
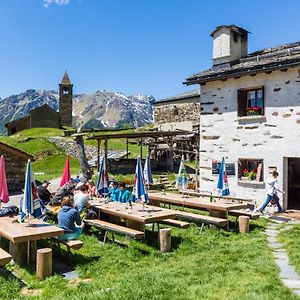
xmin=132 ymin=156 xmax=147 ymax=203
xmin=217 ymin=157 xmax=230 ymax=196
xmin=60 ymin=153 xmax=70 ymax=187
xmin=96 ymin=155 xmax=109 ymax=196
xmin=21 ymin=159 xmax=42 ymax=223
xmin=0 ymin=155 xmax=9 ymax=206
xmin=175 ymin=155 xmax=188 ymax=191
xmin=143 ymin=155 xmax=153 ymax=186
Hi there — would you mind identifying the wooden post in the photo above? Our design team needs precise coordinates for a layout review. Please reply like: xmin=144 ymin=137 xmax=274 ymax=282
xmin=140 ymin=138 xmax=143 ymax=158
xmin=239 ymin=216 xmax=250 ymax=233
xmin=97 ymin=139 xmax=101 ymax=171
xmin=209 ymin=210 xmax=229 ymax=230
xmin=126 ymin=139 xmax=129 ymax=159
xmin=9 ymin=242 xmax=27 ymax=265
xmin=159 ymin=228 xmax=171 ymax=253
xmin=75 ymin=135 xmax=93 ymax=180
xmin=36 ymin=248 xmax=52 ymax=280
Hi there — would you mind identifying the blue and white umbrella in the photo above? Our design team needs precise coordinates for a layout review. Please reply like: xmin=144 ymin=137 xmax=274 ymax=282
xmin=175 ymin=155 xmax=188 ymax=191
xmin=96 ymin=155 xmax=109 ymax=196
xmin=132 ymin=157 xmax=148 ymax=203
xmin=143 ymin=155 xmax=153 ymax=186
xmin=21 ymin=159 xmax=42 ymax=222
xmin=217 ymin=157 xmax=230 ymax=196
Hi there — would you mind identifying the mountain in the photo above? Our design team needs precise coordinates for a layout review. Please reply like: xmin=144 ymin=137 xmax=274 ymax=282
xmin=0 ymin=89 xmax=155 ymax=134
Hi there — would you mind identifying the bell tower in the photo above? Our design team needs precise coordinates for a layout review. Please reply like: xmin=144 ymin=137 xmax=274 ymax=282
xmin=59 ymin=71 xmax=73 ymax=127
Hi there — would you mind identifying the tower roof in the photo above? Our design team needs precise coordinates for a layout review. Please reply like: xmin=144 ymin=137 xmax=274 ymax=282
xmin=61 ymin=71 xmax=71 ymax=85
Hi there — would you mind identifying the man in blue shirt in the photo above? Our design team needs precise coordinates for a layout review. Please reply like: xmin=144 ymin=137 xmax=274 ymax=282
xmin=108 ymin=181 xmax=120 ymax=201
xmin=118 ymin=182 xmax=130 ymax=203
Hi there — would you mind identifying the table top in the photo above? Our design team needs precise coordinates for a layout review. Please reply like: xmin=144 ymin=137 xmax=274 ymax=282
xmin=0 ymin=216 xmax=64 ymax=243
xmin=149 ymin=192 xmax=247 ymax=212
xmin=90 ymin=201 xmax=176 ymax=224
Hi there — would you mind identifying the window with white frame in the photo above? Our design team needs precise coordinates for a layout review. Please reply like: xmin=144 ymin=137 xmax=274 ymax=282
xmin=238 ymin=159 xmax=263 ymax=182
xmin=237 ymin=87 xmax=264 ymax=117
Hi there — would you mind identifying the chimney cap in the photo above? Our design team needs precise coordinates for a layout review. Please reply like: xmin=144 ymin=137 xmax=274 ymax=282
xmin=210 ymin=24 xmax=250 ymax=37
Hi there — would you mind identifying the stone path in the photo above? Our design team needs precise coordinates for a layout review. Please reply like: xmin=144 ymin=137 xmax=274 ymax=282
xmin=265 ymin=220 xmax=300 ymax=297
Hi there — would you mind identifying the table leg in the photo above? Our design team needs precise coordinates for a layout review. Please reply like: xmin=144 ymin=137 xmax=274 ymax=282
xmin=209 ymin=210 xmax=229 ymax=230
xmin=126 ymin=220 xmax=144 ymax=232
xmin=9 ymin=242 xmax=27 ymax=265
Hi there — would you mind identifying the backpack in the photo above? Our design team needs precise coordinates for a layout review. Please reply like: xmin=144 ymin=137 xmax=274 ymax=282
xmin=0 ymin=205 xmax=19 ymax=217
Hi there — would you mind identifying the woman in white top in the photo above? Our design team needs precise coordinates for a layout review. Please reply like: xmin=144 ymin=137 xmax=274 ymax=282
xmin=259 ymin=170 xmax=284 ymax=213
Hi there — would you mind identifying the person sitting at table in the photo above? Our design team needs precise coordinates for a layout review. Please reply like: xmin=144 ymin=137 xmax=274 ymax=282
xmin=87 ymin=179 xmax=97 ymax=198
xmin=108 ymin=181 xmax=120 ymax=201
xmin=52 ymin=181 xmax=76 ymax=204
xmin=74 ymin=184 xmax=97 ymax=219
xmin=37 ymin=180 xmax=52 ymax=205
xmin=118 ymin=182 xmax=130 ymax=203
xmin=58 ymin=195 xmax=83 ymax=241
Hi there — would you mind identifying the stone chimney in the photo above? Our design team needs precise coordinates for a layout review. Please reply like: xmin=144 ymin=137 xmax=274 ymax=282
xmin=210 ymin=25 xmax=249 ymax=66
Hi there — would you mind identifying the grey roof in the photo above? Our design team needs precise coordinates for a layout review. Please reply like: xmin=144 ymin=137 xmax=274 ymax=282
xmin=155 ymin=89 xmax=200 ymax=104
xmin=185 ymin=41 xmax=300 ymax=85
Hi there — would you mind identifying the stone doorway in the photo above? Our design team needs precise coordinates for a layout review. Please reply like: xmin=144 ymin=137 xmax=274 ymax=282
xmin=287 ymin=158 xmax=300 ymax=209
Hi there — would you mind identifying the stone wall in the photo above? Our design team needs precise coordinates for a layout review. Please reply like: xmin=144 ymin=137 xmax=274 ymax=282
xmin=198 ymin=67 xmax=300 ymax=208
xmin=0 ymin=150 xmax=27 ymax=191
xmin=154 ymin=102 xmax=200 ymax=131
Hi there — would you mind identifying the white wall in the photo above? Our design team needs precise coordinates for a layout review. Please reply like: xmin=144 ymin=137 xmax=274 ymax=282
xmin=199 ymin=67 xmax=300 ymax=207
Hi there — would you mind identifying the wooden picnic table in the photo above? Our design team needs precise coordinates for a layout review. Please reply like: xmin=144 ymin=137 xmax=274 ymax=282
xmin=90 ymin=200 xmax=177 ymax=231
xmin=0 ymin=216 xmax=64 ymax=264
xmin=148 ymin=192 xmax=247 ymax=229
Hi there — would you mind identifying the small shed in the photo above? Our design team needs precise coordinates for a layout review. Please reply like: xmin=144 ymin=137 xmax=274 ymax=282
xmin=5 ymin=104 xmax=61 ymax=136
xmin=0 ymin=141 xmax=33 ymax=191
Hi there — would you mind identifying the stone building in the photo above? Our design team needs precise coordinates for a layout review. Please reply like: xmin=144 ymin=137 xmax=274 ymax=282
xmin=154 ymin=89 xmax=200 ymax=131
xmin=59 ymin=72 xmax=73 ymax=127
xmin=185 ymin=24 xmax=300 ymax=209
xmin=5 ymin=104 xmax=61 ymax=136
xmin=0 ymin=141 xmax=33 ymax=191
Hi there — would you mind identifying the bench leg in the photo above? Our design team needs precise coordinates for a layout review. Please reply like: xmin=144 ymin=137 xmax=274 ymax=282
xmin=103 ymin=231 xmax=108 ymax=244
xmin=111 ymin=233 xmax=115 ymax=242
xmin=199 ymin=223 xmax=204 ymax=234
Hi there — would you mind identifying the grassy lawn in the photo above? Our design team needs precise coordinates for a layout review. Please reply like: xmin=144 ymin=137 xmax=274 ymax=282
xmin=0 ymin=218 xmax=297 ymax=300
xmin=278 ymin=224 xmax=300 ymax=275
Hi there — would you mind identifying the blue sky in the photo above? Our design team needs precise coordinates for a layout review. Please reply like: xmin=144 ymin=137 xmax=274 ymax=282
xmin=0 ymin=0 xmax=299 ymax=100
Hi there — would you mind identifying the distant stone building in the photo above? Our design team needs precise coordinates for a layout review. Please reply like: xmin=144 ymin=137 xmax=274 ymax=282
xmin=59 ymin=72 xmax=73 ymax=127
xmin=154 ymin=89 xmax=200 ymax=131
xmin=0 ymin=141 xmax=33 ymax=191
xmin=185 ymin=24 xmax=300 ymax=210
xmin=5 ymin=104 xmax=61 ymax=136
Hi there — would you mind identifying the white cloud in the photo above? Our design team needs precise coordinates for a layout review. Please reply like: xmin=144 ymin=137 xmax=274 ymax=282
xmin=43 ymin=0 xmax=70 ymax=8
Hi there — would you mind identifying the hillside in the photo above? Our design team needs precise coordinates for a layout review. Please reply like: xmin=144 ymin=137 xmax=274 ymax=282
xmin=0 ymin=89 xmax=155 ymax=134
xmin=0 ymin=128 xmax=144 ymax=181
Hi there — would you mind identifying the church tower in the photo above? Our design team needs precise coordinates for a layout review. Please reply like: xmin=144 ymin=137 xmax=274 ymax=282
xmin=59 ymin=71 xmax=73 ymax=127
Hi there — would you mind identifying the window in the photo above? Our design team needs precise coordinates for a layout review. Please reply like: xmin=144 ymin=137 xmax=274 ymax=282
xmin=238 ymin=159 xmax=263 ymax=182
xmin=63 ymin=87 xmax=69 ymax=95
xmin=237 ymin=87 xmax=264 ymax=117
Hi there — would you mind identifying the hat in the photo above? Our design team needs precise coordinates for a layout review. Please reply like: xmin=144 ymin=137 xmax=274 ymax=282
xmin=42 ymin=180 xmax=51 ymax=185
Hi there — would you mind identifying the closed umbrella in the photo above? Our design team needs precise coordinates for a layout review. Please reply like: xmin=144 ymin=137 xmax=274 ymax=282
xmin=143 ymin=155 xmax=153 ymax=188
xmin=132 ymin=156 xmax=147 ymax=203
xmin=217 ymin=157 xmax=230 ymax=196
xmin=0 ymin=155 xmax=9 ymax=207
xmin=175 ymin=155 xmax=188 ymax=191
xmin=60 ymin=153 xmax=70 ymax=187
xmin=96 ymin=155 xmax=109 ymax=196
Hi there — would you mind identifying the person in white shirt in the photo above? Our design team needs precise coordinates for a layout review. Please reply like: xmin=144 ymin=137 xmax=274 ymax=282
xmin=259 ymin=170 xmax=284 ymax=213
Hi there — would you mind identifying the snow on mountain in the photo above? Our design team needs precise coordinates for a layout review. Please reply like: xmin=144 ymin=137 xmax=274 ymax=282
xmin=0 ymin=89 xmax=154 ymax=134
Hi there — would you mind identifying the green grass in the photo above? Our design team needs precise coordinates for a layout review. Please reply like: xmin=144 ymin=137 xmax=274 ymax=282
xmin=0 ymin=218 xmax=298 ymax=300
xmin=278 ymin=224 xmax=300 ymax=275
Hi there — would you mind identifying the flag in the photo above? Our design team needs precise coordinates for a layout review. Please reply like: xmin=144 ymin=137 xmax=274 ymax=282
xmin=143 ymin=155 xmax=153 ymax=185
xmin=96 ymin=155 xmax=109 ymax=196
xmin=21 ymin=160 xmax=42 ymax=221
xmin=132 ymin=157 xmax=147 ymax=203
xmin=175 ymin=155 xmax=188 ymax=191
xmin=217 ymin=157 xmax=230 ymax=196
xmin=0 ymin=156 xmax=9 ymax=203
xmin=60 ymin=153 xmax=70 ymax=187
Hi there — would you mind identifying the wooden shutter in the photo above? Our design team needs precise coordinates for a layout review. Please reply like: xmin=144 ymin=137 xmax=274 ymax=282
xmin=237 ymin=90 xmax=247 ymax=117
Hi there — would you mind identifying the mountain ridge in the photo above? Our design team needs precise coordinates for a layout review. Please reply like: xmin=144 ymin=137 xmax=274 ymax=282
xmin=0 ymin=89 xmax=154 ymax=134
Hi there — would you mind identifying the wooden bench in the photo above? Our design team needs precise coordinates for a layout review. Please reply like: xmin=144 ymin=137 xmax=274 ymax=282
xmin=84 ymin=219 xmax=144 ymax=243
xmin=54 ymin=238 xmax=83 ymax=252
xmin=159 ymin=219 xmax=190 ymax=229
xmin=175 ymin=211 xmax=227 ymax=228
xmin=0 ymin=248 xmax=12 ymax=266
xmin=229 ymin=209 xmax=260 ymax=220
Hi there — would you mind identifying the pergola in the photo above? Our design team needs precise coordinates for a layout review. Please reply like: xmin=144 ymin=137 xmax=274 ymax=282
xmin=86 ymin=130 xmax=195 ymax=171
